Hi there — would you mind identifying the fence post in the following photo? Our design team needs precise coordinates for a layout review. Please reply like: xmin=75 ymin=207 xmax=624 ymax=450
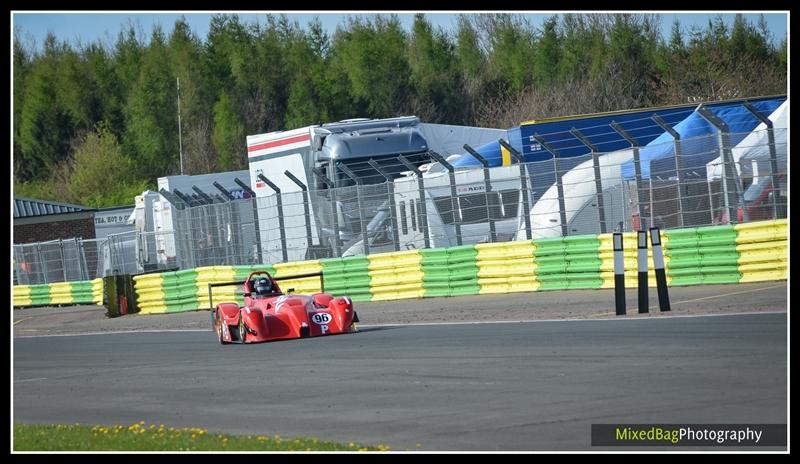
xmin=284 ymin=170 xmax=316 ymax=257
xmin=257 ymin=174 xmax=288 ymax=263
xmin=427 ymin=151 xmax=462 ymax=246
xmin=742 ymin=101 xmax=781 ymax=219
xmin=312 ymin=167 xmax=341 ymax=257
xmin=233 ymin=178 xmax=260 ymax=264
xmin=367 ymin=159 xmax=401 ymax=251
xmin=212 ymin=181 xmax=239 ymax=265
xmin=462 ymin=144 xmax=497 ymax=242
xmin=531 ymin=135 xmax=565 ymax=237
xmin=571 ymin=127 xmax=607 ymax=234
xmin=398 ymin=155 xmax=430 ymax=249
xmin=35 ymin=242 xmax=47 ymax=284
xmin=75 ymin=237 xmax=86 ymax=281
xmin=652 ymin=114 xmax=687 ymax=227
xmin=611 ymin=122 xmax=648 ymax=231
xmin=697 ymin=105 xmax=745 ymax=224
xmin=338 ymin=163 xmax=370 ymax=256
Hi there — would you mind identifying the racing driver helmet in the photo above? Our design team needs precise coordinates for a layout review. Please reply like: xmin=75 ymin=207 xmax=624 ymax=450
xmin=254 ymin=277 xmax=273 ymax=296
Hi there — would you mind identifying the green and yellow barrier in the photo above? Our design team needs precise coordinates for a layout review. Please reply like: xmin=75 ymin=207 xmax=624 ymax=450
xmin=14 ymin=220 xmax=787 ymax=312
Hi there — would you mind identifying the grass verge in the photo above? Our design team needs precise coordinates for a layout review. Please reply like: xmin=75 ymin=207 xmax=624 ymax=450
xmin=14 ymin=422 xmax=390 ymax=451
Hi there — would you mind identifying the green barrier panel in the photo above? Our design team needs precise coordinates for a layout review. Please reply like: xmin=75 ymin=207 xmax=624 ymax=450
xmin=424 ymin=288 xmax=451 ymax=298
xmin=448 ymin=285 xmax=480 ymax=297
xmin=669 ymin=276 xmax=705 ymax=286
xmin=533 ymin=237 xmax=567 ymax=253
xmin=666 ymin=257 xmax=703 ymax=269
xmin=699 ymin=254 xmax=740 ymax=267
xmin=565 ymin=262 xmax=602 ymax=273
xmin=538 ymin=281 xmax=570 ymax=291
xmin=700 ymin=274 xmax=742 ymax=284
xmin=341 ymin=255 xmax=370 ymax=267
xmin=537 ymin=263 xmax=567 ymax=274
xmin=421 ymin=248 xmax=448 ymax=265
xmin=422 ymin=270 xmax=451 ymax=283
xmin=164 ymin=269 xmax=198 ymax=312
xmin=534 ymin=255 xmax=568 ymax=265
xmin=446 ymin=245 xmax=478 ymax=263
xmin=421 ymin=248 xmax=451 ymax=297
xmin=567 ymin=280 xmax=604 ymax=290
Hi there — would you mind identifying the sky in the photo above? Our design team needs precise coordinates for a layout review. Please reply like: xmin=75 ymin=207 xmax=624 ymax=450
xmin=12 ymin=11 xmax=789 ymax=51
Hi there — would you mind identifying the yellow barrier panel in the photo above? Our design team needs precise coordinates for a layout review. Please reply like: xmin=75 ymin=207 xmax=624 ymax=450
xmin=739 ymin=269 xmax=787 ymax=283
xmin=478 ymin=275 xmax=539 ymax=294
xmin=369 ymin=269 xmax=424 ymax=286
xmin=476 ymin=242 xmax=536 ymax=294
xmin=274 ymin=260 xmax=324 ymax=294
xmin=475 ymin=241 xmax=536 ymax=260
xmin=49 ymin=282 xmax=74 ymax=305
xmin=139 ymin=303 xmax=169 ymax=314
xmin=196 ymin=266 xmax=236 ymax=309
xmin=600 ymin=271 xmax=667 ymax=289
xmin=13 ymin=285 xmax=32 ymax=307
xmin=367 ymin=250 xmax=422 ymax=271
xmin=476 ymin=258 xmax=537 ymax=277
xmin=91 ymin=278 xmax=103 ymax=305
xmin=368 ymin=250 xmax=423 ymax=298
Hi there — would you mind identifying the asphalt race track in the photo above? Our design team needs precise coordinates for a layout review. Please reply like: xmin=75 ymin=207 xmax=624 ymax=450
xmin=14 ymin=310 xmax=787 ymax=450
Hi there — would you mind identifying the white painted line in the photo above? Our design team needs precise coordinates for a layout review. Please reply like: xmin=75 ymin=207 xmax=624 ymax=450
xmin=14 ymin=329 xmax=210 ymax=339
xmin=669 ymin=283 xmax=786 ymax=306
xmin=13 ymin=317 xmax=32 ymax=326
xmin=358 ymin=310 xmax=787 ymax=329
xmin=15 ymin=377 xmax=47 ymax=383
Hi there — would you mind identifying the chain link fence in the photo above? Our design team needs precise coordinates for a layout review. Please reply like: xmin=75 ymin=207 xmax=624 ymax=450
xmin=13 ymin=128 xmax=786 ymax=285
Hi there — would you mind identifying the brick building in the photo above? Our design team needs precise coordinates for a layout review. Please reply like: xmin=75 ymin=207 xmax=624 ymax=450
xmin=13 ymin=197 xmax=97 ymax=243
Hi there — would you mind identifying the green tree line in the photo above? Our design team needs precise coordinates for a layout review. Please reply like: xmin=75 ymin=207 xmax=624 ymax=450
xmin=13 ymin=13 xmax=786 ymax=207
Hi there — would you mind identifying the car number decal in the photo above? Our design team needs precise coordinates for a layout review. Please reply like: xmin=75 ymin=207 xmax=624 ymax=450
xmin=311 ymin=313 xmax=332 ymax=324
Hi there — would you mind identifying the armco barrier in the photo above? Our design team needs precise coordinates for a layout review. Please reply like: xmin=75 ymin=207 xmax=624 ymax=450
xmin=476 ymin=240 xmax=538 ymax=294
xmin=14 ymin=220 xmax=787 ymax=312
xmin=368 ymin=250 xmax=425 ymax=301
xmin=321 ymin=256 xmax=372 ymax=302
xmin=664 ymin=225 xmax=740 ymax=286
xmin=734 ymin=219 xmax=788 ymax=283
xmin=13 ymin=279 xmax=100 ymax=308
xmin=535 ymin=235 xmax=602 ymax=291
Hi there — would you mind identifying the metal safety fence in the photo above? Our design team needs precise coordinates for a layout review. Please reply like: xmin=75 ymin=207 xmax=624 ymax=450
xmin=13 ymin=127 xmax=787 ymax=285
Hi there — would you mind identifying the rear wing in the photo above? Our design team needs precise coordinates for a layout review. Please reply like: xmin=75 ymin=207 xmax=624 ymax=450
xmin=207 ymin=272 xmax=325 ymax=310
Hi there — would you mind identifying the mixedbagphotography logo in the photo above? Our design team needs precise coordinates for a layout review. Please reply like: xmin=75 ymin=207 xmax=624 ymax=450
xmin=591 ymin=424 xmax=787 ymax=447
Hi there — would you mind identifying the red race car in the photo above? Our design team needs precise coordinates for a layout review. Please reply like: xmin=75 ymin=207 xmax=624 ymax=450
xmin=209 ymin=271 xmax=359 ymax=344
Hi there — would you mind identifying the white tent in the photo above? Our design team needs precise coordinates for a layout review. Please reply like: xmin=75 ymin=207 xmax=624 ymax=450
xmin=517 ymin=149 xmax=633 ymax=239
xmin=705 ymin=100 xmax=788 ymax=181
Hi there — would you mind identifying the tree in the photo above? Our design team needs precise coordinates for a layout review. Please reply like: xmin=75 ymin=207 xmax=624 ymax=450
xmin=16 ymin=34 xmax=74 ymax=181
xmin=407 ymin=14 xmax=467 ymax=123
xmin=169 ymin=17 xmax=216 ymax=174
xmin=122 ymin=25 xmax=178 ymax=180
xmin=212 ymin=92 xmax=245 ymax=171
xmin=330 ymin=14 xmax=412 ymax=117
xmin=533 ymin=16 xmax=561 ymax=86
xmin=485 ymin=14 xmax=536 ymax=94
xmin=69 ymin=123 xmax=148 ymax=207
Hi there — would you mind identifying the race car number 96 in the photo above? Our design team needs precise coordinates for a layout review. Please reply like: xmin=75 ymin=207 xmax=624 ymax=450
xmin=312 ymin=313 xmax=332 ymax=324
